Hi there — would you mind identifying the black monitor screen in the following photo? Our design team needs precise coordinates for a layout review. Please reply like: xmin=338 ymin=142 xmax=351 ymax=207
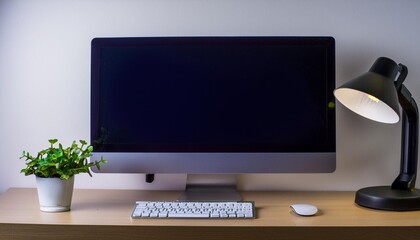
xmin=91 ymin=37 xmax=335 ymax=153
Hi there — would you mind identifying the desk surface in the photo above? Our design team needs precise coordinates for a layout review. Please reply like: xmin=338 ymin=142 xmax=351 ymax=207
xmin=1 ymin=188 xmax=420 ymax=240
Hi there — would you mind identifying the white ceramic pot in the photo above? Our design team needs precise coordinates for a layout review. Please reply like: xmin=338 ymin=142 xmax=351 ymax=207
xmin=36 ymin=176 xmax=75 ymax=212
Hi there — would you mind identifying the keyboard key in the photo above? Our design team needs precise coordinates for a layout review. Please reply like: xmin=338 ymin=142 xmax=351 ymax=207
xmin=168 ymin=213 xmax=210 ymax=218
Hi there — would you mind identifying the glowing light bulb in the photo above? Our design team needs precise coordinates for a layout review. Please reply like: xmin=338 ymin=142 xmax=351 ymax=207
xmin=367 ymin=94 xmax=380 ymax=103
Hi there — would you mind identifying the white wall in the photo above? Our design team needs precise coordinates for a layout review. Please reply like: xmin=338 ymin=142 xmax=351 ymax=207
xmin=1 ymin=0 xmax=420 ymax=194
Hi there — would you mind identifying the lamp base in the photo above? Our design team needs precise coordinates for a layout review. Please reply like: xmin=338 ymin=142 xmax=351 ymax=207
xmin=355 ymin=186 xmax=420 ymax=211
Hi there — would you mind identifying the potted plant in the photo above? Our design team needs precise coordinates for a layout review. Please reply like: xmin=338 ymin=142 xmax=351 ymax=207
xmin=20 ymin=139 xmax=106 ymax=212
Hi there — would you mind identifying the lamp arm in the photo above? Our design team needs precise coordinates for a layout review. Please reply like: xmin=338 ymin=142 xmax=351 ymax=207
xmin=391 ymin=83 xmax=419 ymax=191
xmin=394 ymin=64 xmax=408 ymax=91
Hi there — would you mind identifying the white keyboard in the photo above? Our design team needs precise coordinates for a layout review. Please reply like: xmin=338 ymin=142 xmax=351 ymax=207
xmin=131 ymin=201 xmax=255 ymax=219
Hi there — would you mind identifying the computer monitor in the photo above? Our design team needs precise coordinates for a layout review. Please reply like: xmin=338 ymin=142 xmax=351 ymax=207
xmin=90 ymin=37 xmax=336 ymax=196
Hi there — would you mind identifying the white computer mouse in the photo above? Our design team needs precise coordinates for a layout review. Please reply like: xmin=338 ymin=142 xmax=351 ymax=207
xmin=290 ymin=204 xmax=318 ymax=216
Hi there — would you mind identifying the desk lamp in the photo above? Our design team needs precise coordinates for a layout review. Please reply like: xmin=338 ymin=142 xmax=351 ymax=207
xmin=334 ymin=57 xmax=420 ymax=211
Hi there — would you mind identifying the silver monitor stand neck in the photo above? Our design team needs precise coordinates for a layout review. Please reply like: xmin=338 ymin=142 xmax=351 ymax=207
xmin=177 ymin=174 xmax=242 ymax=201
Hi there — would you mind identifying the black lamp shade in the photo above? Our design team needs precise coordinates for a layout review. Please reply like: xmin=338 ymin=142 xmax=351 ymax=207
xmin=334 ymin=57 xmax=400 ymax=124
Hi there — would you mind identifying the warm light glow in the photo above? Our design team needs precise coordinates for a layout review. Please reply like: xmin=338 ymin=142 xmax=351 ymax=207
xmin=367 ymin=94 xmax=380 ymax=103
xmin=334 ymin=88 xmax=399 ymax=124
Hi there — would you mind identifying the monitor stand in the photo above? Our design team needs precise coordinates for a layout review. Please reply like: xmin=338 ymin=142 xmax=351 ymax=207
xmin=177 ymin=174 xmax=242 ymax=201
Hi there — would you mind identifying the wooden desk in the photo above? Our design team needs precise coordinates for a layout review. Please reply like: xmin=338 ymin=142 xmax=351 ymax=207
xmin=1 ymin=188 xmax=420 ymax=240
